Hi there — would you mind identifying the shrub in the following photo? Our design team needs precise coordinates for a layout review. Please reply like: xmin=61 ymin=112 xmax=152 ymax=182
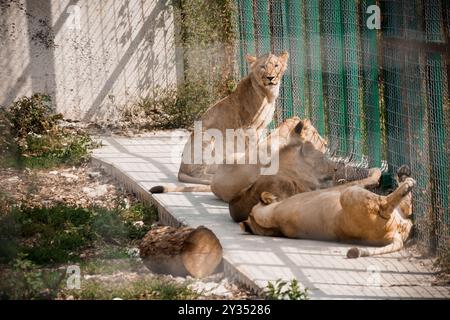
xmin=63 ymin=276 xmax=198 ymax=300
xmin=0 ymin=203 xmax=157 ymax=265
xmin=0 ymin=93 xmax=96 ymax=168
xmin=123 ymin=81 xmax=214 ymax=130
xmin=265 ymin=279 xmax=309 ymax=300
xmin=0 ymin=254 xmax=64 ymax=300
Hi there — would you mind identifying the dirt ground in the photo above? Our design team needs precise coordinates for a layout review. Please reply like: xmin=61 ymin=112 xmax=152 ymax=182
xmin=0 ymin=163 xmax=258 ymax=300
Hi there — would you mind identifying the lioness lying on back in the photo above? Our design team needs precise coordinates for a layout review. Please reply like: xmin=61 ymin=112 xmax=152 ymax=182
xmin=178 ymin=52 xmax=289 ymax=185
xmin=241 ymin=166 xmax=414 ymax=258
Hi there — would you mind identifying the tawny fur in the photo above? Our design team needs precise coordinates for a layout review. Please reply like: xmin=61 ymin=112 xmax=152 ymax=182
xmin=228 ymin=120 xmax=379 ymax=222
xmin=178 ymin=52 xmax=289 ymax=185
xmin=241 ymin=166 xmax=415 ymax=258
xmin=211 ymin=117 xmax=327 ymax=202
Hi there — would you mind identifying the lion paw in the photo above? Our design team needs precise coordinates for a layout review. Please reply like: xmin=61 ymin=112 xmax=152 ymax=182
xmin=397 ymin=165 xmax=411 ymax=182
xmin=404 ymin=177 xmax=416 ymax=190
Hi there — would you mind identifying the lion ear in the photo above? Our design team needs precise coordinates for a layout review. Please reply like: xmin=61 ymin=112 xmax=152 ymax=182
xmin=260 ymin=191 xmax=277 ymax=205
xmin=294 ymin=120 xmax=304 ymax=134
xmin=279 ymin=51 xmax=289 ymax=64
xmin=245 ymin=54 xmax=257 ymax=64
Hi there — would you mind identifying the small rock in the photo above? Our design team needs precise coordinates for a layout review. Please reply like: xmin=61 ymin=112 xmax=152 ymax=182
xmin=123 ymin=198 xmax=130 ymax=209
xmin=48 ymin=171 xmax=58 ymax=175
xmin=88 ymin=171 xmax=101 ymax=179
xmin=82 ymin=184 xmax=108 ymax=197
xmin=174 ymin=277 xmax=186 ymax=283
xmin=6 ymin=176 xmax=20 ymax=182
xmin=210 ymin=285 xmax=232 ymax=297
xmin=61 ymin=173 xmax=79 ymax=180
xmin=66 ymin=295 xmax=74 ymax=300
xmin=189 ymin=281 xmax=218 ymax=295
xmin=133 ymin=221 xmax=144 ymax=227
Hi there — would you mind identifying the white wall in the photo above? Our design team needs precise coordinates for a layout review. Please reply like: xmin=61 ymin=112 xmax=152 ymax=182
xmin=0 ymin=0 xmax=182 ymax=121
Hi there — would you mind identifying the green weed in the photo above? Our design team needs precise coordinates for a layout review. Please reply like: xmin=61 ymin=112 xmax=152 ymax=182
xmin=265 ymin=279 xmax=309 ymax=300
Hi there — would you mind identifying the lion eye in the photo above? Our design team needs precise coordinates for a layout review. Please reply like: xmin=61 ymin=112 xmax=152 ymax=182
xmin=275 ymin=64 xmax=279 ymax=68
xmin=260 ymin=65 xmax=265 ymax=69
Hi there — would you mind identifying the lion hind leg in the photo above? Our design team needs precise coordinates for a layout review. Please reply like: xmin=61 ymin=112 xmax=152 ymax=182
xmin=379 ymin=177 xmax=416 ymax=219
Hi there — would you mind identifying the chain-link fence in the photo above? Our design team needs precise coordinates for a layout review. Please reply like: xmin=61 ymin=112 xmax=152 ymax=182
xmin=234 ymin=0 xmax=449 ymax=258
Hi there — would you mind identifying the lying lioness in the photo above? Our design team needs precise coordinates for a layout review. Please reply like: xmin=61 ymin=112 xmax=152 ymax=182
xmin=151 ymin=117 xmax=303 ymax=195
xmin=229 ymin=119 xmax=377 ymax=222
xmin=211 ymin=117 xmax=327 ymax=202
xmin=241 ymin=166 xmax=414 ymax=258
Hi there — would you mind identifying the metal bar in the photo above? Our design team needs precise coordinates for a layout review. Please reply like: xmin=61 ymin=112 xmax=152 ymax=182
xmin=342 ymin=0 xmax=362 ymax=161
xmin=426 ymin=52 xmax=449 ymax=255
xmin=322 ymin=0 xmax=347 ymax=156
xmin=279 ymin=0 xmax=294 ymax=120
xmin=241 ymin=0 xmax=256 ymax=60
xmin=305 ymin=0 xmax=325 ymax=135
xmin=270 ymin=0 xmax=289 ymax=121
xmin=361 ymin=0 xmax=382 ymax=167
xmin=286 ymin=0 xmax=308 ymax=118
xmin=255 ymin=0 xmax=271 ymax=55
xmin=236 ymin=0 xmax=247 ymax=78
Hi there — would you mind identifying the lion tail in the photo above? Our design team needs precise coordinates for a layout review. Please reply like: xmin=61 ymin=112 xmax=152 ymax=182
xmin=150 ymin=185 xmax=212 ymax=193
xmin=346 ymin=237 xmax=404 ymax=259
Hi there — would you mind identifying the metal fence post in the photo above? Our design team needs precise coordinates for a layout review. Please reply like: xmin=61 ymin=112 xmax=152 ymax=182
xmin=361 ymin=0 xmax=382 ymax=167
xmin=322 ymin=0 xmax=348 ymax=156
xmin=305 ymin=0 xmax=325 ymax=135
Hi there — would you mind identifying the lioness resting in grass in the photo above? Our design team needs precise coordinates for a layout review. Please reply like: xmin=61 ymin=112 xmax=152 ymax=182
xmin=241 ymin=165 xmax=414 ymax=258
xmin=177 ymin=52 xmax=289 ymax=185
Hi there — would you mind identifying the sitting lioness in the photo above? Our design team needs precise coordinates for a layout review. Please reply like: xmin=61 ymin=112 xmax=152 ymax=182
xmin=178 ymin=52 xmax=289 ymax=185
xmin=229 ymin=119 xmax=378 ymax=222
xmin=241 ymin=166 xmax=414 ymax=258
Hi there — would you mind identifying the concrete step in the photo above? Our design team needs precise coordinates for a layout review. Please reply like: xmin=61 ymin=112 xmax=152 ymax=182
xmin=92 ymin=134 xmax=449 ymax=299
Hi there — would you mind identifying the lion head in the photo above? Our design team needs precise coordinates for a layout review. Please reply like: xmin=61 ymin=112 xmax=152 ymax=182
xmin=245 ymin=52 xmax=289 ymax=88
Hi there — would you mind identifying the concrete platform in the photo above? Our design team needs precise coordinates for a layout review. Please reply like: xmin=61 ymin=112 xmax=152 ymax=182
xmin=92 ymin=132 xmax=449 ymax=299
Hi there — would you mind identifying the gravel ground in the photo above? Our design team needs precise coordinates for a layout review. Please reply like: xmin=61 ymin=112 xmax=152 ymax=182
xmin=0 ymin=163 xmax=258 ymax=300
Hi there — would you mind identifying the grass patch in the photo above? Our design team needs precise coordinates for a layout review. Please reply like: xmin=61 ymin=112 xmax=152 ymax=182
xmin=0 ymin=93 xmax=96 ymax=169
xmin=0 ymin=203 xmax=158 ymax=265
xmin=62 ymin=276 xmax=198 ymax=300
xmin=0 ymin=254 xmax=65 ymax=300
xmin=80 ymin=257 xmax=142 ymax=275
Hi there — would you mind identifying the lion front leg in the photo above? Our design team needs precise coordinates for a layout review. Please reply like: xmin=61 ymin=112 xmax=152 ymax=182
xmin=331 ymin=167 xmax=382 ymax=191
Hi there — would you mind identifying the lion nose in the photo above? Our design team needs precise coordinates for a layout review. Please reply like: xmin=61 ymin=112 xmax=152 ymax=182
xmin=266 ymin=76 xmax=275 ymax=81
